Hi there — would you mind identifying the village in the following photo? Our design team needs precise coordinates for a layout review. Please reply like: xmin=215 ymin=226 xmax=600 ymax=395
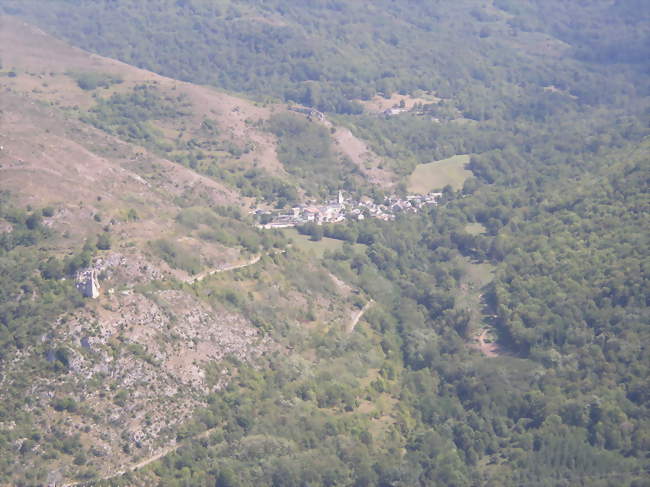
xmin=255 ymin=190 xmax=443 ymax=229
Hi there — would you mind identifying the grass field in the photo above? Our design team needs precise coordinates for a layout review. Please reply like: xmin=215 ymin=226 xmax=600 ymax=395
xmin=407 ymin=154 xmax=472 ymax=193
xmin=454 ymin=257 xmax=495 ymax=329
xmin=281 ymin=228 xmax=352 ymax=258
xmin=282 ymin=228 xmax=366 ymax=258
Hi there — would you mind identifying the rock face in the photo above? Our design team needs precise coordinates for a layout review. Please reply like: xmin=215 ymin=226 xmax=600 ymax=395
xmin=76 ymin=269 xmax=100 ymax=298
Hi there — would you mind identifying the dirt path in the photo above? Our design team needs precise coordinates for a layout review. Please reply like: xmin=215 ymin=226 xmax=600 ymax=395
xmin=475 ymin=328 xmax=501 ymax=357
xmin=347 ymin=300 xmax=374 ymax=333
xmin=188 ymin=249 xmax=286 ymax=284
xmin=188 ymin=254 xmax=262 ymax=283
xmin=61 ymin=428 xmax=218 ymax=487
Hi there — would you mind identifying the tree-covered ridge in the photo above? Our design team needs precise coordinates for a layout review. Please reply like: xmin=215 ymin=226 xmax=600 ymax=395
xmin=493 ymin=151 xmax=650 ymax=355
xmin=2 ymin=0 xmax=648 ymax=115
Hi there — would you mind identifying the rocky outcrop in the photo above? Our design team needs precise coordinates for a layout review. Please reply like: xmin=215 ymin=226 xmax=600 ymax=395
xmin=75 ymin=269 xmax=100 ymax=298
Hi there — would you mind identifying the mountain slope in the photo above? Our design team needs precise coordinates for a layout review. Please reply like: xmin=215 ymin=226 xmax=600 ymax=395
xmin=3 ymin=0 xmax=647 ymax=115
xmin=0 ymin=15 xmax=391 ymax=205
xmin=0 ymin=16 xmax=372 ymax=484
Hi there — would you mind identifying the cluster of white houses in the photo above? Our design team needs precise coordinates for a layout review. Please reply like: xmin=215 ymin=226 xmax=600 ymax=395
xmin=256 ymin=190 xmax=443 ymax=229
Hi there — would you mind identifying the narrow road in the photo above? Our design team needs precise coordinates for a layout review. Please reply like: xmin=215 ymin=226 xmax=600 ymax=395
xmin=61 ymin=428 xmax=219 ymax=487
xmin=188 ymin=254 xmax=262 ymax=283
xmin=188 ymin=249 xmax=286 ymax=284
xmin=347 ymin=300 xmax=374 ymax=333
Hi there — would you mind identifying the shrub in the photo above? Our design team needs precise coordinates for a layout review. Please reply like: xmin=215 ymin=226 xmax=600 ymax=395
xmin=69 ymin=71 xmax=122 ymax=91
xmin=52 ymin=396 xmax=78 ymax=413
xmin=151 ymin=238 xmax=202 ymax=274
xmin=96 ymin=233 xmax=111 ymax=250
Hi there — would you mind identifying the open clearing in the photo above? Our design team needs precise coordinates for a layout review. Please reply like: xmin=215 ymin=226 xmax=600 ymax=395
xmin=282 ymin=228 xmax=344 ymax=257
xmin=281 ymin=228 xmax=364 ymax=258
xmin=464 ymin=222 xmax=487 ymax=235
xmin=357 ymin=92 xmax=441 ymax=113
xmin=474 ymin=328 xmax=502 ymax=358
xmin=407 ymin=154 xmax=472 ymax=193
xmin=455 ymin=258 xmax=494 ymax=316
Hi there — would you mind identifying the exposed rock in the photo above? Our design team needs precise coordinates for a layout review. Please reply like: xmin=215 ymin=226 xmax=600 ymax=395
xmin=75 ymin=269 xmax=100 ymax=298
xmin=16 ymin=287 xmax=275 ymax=478
xmin=91 ymin=252 xmax=166 ymax=285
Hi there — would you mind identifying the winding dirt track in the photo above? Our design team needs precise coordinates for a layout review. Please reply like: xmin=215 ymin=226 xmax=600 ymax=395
xmin=187 ymin=249 xmax=287 ymax=284
xmin=347 ymin=300 xmax=374 ymax=333
xmin=188 ymin=254 xmax=262 ymax=283
xmin=61 ymin=428 xmax=218 ymax=487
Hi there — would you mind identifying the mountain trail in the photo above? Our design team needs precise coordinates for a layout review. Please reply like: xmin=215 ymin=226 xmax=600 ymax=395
xmin=347 ymin=299 xmax=374 ymax=333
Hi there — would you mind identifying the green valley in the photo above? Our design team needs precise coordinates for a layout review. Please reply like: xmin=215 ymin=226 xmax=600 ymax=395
xmin=0 ymin=1 xmax=648 ymax=486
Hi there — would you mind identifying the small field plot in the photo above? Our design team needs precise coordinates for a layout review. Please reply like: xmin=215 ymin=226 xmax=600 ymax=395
xmin=407 ymin=154 xmax=472 ymax=193
xmin=464 ymin=222 xmax=487 ymax=235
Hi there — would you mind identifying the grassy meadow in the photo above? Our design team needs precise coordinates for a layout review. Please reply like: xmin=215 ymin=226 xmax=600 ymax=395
xmin=407 ymin=154 xmax=472 ymax=193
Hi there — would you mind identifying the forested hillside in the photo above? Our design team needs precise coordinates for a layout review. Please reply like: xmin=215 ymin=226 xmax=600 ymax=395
xmin=3 ymin=0 xmax=648 ymax=115
xmin=0 ymin=1 xmax=648 ymax=486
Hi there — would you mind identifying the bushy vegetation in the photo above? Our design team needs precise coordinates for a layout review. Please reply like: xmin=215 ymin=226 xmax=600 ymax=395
xmin=267 ymin=113 xmax=363 ymax=198
xmin=4 ymin=0 xmax=648 ymax=116
xmin=80 ymin=84 xmax=306 ymax=206
xmin=81 ymin=83 xmax=190 ymax=149
xmin=0 ymin=202 xmax=85 ymax=355
xmin=151 ymin=238 xmax=202 ymax=275
xmin=67 ymin=70 xmax=122 ymax=91
xmin=176 ymin=205 xmax=287 ymax=252
xmin=0 ymin=202 xmax=94 ymax=482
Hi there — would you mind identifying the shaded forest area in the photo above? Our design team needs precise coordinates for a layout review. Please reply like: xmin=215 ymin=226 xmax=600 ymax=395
xmin=3 ymin=0 xmax=648 ymax=115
